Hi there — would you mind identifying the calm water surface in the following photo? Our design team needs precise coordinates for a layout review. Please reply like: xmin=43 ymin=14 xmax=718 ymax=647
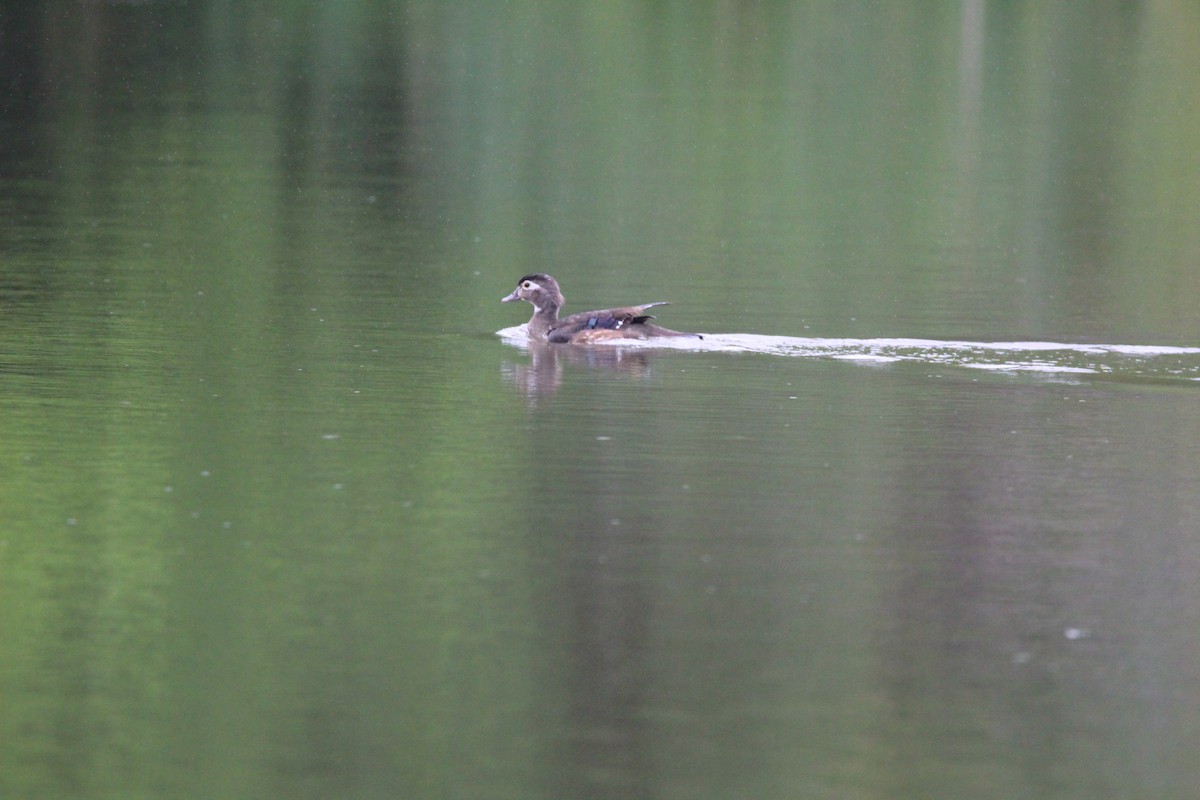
xmin=3 ymin=4 xmax=1200 ymax=799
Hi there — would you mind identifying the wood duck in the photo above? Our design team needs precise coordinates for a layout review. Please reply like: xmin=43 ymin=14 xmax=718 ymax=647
xmin=501 ymin=274 xmax=702 ymax=344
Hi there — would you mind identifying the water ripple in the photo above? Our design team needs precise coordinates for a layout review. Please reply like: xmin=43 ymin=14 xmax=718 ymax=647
xmin=498 ymin=326 xmax=1200 ymax=381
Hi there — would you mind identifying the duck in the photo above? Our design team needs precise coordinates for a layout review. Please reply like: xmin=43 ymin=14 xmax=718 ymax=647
xmin=501 ymin=274 xmax=703 ymax=343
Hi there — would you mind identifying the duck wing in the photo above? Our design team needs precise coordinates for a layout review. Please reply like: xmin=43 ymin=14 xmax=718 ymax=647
xmin=547 ymin=302 xmax=669 ymax=343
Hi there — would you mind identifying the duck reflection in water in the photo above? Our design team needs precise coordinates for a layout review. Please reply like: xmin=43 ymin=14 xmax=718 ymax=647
xmin=501 ymin=338 xmax=655 ymax=401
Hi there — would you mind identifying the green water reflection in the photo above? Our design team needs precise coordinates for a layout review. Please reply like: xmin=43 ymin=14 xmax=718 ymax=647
xmin=3 ymin=3 xmax=1200 ymax=799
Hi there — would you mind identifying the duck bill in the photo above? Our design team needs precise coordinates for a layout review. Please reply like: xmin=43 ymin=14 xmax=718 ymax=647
xmin=501 ymin=289 xmax=520 ymax=303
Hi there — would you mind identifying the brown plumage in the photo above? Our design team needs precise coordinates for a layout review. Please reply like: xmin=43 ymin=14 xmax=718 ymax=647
xmin=501 ymin=274 xmax=702 ymax=343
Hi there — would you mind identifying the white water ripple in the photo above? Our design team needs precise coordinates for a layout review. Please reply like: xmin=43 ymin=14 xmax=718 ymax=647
xmin=498 ymin=325 xmax=1200 ymax=381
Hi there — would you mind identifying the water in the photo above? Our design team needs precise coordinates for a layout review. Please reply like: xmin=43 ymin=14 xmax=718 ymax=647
xmin=490 ymin=331 xmax=1200 ymax=798
xmin=3 ymin=3 xmax=1200 ymax=799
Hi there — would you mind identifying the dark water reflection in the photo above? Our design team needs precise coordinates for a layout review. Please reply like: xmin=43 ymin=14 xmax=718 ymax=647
xmin=4 ymin=3 xmax=1200 ymax=800
xmin=499 ymin=341 xmax=1200 ymax=798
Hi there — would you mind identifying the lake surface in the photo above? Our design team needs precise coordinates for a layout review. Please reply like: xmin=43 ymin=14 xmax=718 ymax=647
xmin=3 ymin=3 xmax=1200 ymax=799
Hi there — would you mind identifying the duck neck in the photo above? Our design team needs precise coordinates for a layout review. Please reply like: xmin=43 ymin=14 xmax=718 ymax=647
xmin=527 ymin=302 xmax=561 ymax=339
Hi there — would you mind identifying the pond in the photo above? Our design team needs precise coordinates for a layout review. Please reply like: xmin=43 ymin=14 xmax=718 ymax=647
xmin=3 ymin=3 xmax=1199 ymax=799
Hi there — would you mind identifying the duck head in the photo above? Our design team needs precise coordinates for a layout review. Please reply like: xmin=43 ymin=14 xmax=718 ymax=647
xmin=501 ymin=273 xmax=564 ymax=314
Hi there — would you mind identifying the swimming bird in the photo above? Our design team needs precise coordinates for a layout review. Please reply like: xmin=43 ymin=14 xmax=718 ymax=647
xmin=501 ymin=273 xmax=702 ymax=343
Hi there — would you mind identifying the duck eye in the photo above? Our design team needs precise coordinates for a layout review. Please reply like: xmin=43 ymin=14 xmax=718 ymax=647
xmin=521 ymin=281 xmax=532 ymax=289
